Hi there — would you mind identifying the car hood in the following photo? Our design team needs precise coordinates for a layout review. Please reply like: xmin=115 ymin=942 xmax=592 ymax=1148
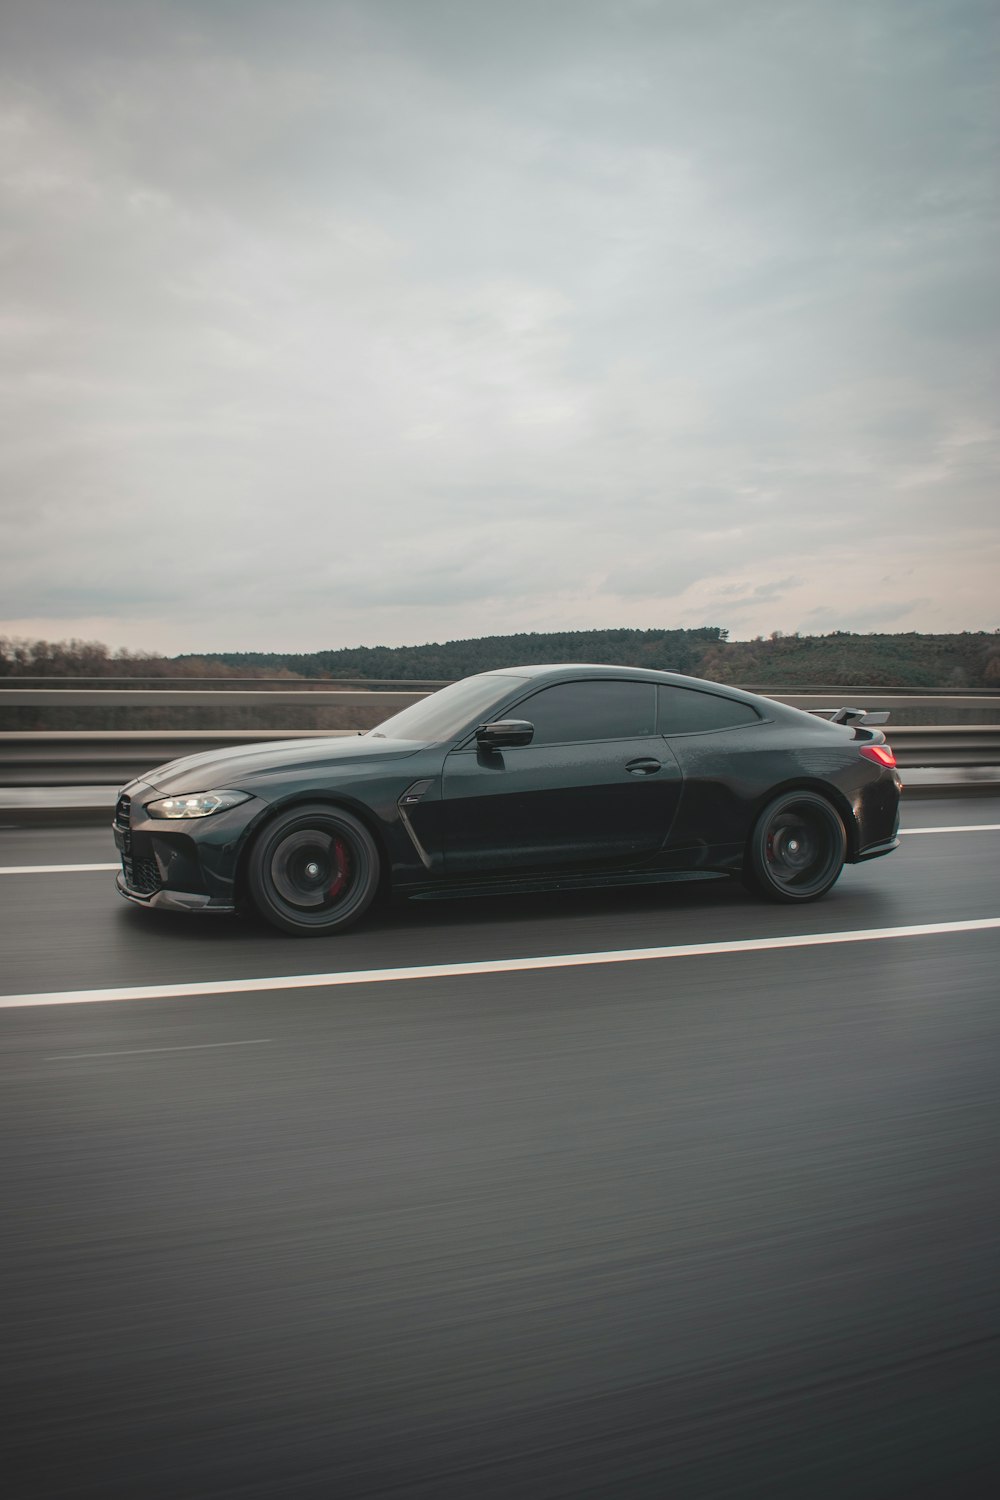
xmin=140 ymin=735 xmax=424 ymax=795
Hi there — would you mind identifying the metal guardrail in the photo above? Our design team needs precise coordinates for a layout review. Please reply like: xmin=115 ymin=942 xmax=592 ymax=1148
xmin=0 ymin=731 xmax=357 ymax=786
xmin=1 ymin=683 xmax=998 ymax=785
xmin=2 ymin=677 xmax=997 ymax=695
xmin=1 ymin=685 xmax=997 ymax=708
xmin=0 ymin=688 xmax=427 ymax=708
xmin=888 ymin=727 xmax=1000 ymax=764
xmin=0 ymin=677 xmax=451 ymax=691
xmin=0 ymin=724 xmax=998 ymax=786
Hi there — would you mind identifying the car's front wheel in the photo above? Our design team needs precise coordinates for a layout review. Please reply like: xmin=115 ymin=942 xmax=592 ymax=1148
xmin=247 ymin=804 xmax=381 ymax=935
xmin=743 ymin=791 xmax=846 ymax=903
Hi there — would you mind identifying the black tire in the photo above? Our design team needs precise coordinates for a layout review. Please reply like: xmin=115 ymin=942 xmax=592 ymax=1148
xmin=743 ymin=791 xmax=846 ymax=903
xmin=247 ymin=804 xmax=380 ymax=935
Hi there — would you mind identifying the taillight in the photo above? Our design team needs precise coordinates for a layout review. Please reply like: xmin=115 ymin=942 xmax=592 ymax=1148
xmin=860 ymin=744 xmax=896 ymax=769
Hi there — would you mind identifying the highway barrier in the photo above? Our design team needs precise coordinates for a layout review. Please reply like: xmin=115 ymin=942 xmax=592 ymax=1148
xmin=0 ymin=681 xmax=997 ymax=789
xmin=1 ymin=684 xmax=998 ymax=717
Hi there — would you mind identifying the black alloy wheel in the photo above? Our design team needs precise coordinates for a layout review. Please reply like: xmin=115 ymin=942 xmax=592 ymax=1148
xmin=744 ymin=791 xmax=847 ymax=903
xmin=247 ymin=804 xmax=381 ymax=935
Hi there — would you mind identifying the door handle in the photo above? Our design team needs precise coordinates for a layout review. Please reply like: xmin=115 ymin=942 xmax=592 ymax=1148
xmin=625 ymin=758 xmax=661 ymax=775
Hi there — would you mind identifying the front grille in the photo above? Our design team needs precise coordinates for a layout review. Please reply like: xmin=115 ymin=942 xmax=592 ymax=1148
xmin=122 ymin=854 xmax=160 ymax=896
xmin=115 ymin=793 xmax=131 ymax=829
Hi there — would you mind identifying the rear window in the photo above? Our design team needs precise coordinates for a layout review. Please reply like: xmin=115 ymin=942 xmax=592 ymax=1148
xmin=657 ymin=685 xmax=762 ymax=735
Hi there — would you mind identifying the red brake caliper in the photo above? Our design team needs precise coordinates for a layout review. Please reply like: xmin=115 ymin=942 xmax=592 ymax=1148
xmin=328 ymin=837 xmax=350 ymax=899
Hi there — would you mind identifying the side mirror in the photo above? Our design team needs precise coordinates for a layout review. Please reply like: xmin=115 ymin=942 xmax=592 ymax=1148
xmin=476 ymin=719 xmax=534 ymax=749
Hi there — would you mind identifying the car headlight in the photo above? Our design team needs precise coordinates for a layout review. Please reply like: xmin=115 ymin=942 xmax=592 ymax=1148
xmin=145 ymin=790 xmax=251 ymax=820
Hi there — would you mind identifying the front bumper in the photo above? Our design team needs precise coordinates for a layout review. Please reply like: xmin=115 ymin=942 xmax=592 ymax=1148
xmin=113 ymin=779 xmax=264 ymax=913
xmin=115 ymin=874 xmax=236 ymax=913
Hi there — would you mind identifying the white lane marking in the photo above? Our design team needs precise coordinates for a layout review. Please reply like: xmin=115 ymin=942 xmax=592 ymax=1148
xmin=898 ymin=824 xmax=1000 ymax=835
xmin=1 ymin=917 xmax=998 ymax=1010
xmin=0 ymin=862 xmax=119 ymax=875
xmin=46 ymin=1039 xmax=271 ymax=1059
xmin=0 ymin=828 xmax=995 ymax=876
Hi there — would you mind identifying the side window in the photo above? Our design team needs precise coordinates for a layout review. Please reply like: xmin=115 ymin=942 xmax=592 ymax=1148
xmin=657 ymin=685 xmax=762 ymax=734
xmin=519 ymin=681 xmax=656 ymax=745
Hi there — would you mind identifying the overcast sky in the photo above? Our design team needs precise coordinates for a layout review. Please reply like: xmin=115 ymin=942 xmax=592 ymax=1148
xmin=1 ymin=0 xmax=997 ymax=655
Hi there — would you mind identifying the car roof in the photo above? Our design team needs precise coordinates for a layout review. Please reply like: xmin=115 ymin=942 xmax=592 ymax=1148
xmin=485 ymin=663 xmax=768 ymax=707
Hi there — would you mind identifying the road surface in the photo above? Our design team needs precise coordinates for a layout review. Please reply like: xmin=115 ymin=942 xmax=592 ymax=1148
xmin=2 ymin=798 xmax=999 ymax=1497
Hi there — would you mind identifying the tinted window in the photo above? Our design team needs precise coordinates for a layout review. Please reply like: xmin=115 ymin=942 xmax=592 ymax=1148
xmin=658 ymin=685 xmax=761 ymax=734
xmin=519 ymin=681 xmax=656 ymax=744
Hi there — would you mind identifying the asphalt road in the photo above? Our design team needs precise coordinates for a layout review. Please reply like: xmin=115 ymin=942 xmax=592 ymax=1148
xmin=2 ymin=798 xmax=999 ymax=1498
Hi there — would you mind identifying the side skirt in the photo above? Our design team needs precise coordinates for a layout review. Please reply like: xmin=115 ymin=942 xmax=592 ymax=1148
xmin=407 ymin=868 xmax=731 ymax=903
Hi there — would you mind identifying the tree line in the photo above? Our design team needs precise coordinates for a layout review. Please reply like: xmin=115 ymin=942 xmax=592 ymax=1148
xmin=2 ymin=626 xmax=998 ymax=689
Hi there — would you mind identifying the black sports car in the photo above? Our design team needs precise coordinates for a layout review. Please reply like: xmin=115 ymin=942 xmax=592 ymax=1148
xmin=113 ymin=664 xmax=901 ymax=935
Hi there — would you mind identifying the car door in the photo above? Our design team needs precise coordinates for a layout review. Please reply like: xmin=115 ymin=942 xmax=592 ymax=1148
xmin=442 ymin=679 xmax=683 ymax=874
xmin=656 ymin=683 xmax=769 ymax=853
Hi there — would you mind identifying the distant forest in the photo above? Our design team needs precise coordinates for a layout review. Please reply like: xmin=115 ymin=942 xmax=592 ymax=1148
xmin=3 ymin=626 xmax=999 ymax=687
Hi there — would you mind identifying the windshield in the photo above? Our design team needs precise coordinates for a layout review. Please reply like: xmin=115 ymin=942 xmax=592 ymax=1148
xmin=368 ymin=673 xmax=524 ymax=742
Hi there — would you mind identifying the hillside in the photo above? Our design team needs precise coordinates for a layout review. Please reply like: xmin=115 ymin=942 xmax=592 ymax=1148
xmin=3 ymin=627 xmax=998 ymax=688
xmin=197 ymin=628 xmax=999 ymax=688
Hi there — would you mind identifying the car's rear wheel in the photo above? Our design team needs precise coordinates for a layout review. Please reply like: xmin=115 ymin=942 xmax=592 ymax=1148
xmin=743 ymin=791 xmax=846 ymax=903
xmin=247 ymin=804 xmax=380 ymax=935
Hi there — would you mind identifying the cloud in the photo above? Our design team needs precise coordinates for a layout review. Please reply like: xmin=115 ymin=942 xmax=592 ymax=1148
xmin=802 ymin=598 xmax=934 ymax=632
xmin=0 ymin=0 xmax=997 ymax=652
xmin=716 ymin=577 xmax=804 ymax=605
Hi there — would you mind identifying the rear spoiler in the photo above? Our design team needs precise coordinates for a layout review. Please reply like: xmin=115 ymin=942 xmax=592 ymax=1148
xmin=809 ymin=707 xmax=890 ymax=726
